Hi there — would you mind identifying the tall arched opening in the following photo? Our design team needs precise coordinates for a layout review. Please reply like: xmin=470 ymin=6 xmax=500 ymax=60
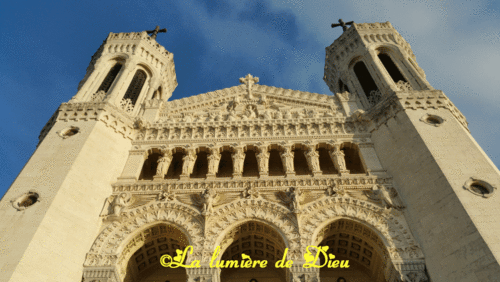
xmin=122 ymin=224 xmax=189 ymax=282
xmin=315 ymin=219 xmax=394 ymax=282
xmin=219 ymin=221 xmax=288 ymax=282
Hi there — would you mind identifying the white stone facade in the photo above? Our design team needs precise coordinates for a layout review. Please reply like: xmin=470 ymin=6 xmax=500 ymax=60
xmin=0 ymin=22 xmax=499 ymax=282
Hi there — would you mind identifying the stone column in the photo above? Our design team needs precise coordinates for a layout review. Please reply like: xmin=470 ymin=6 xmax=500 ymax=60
xmin=206 ymin=148 xmax=221 ymax=179
xmin=330 ymin=143 xmax=349 ymax=176
xmin=153 ymin=148 xmax=173 ymax=181
xmin=305 ymin=145 xmax=322 ymax=177
xmin=106 ymin=59 xmax=137 ymax=105
xmin=180 ymin=148 xmax=197 ymax=180
xmin=256 ymin=144 xmax=270 ymax=178
xmin=280 ymin=145 xmax=295 ymax=177
xmin=232 ymin=146 xmax=245 ymax=178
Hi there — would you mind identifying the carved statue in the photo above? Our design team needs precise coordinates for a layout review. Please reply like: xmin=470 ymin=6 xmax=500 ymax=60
xmin=262 ymin=110 xmax=272 ymax=120
xmin=232 ymin=147 xmax=246 ymax=175
xmin=284 ymin=110 xmax=292 ymax=119
xmin=326 ymin=184 xmax=347 ymax=197
xmin=155 ymin=151 xmax=173 ymax=177
xmin=227 ymin=110 xmax=237 ymax=121
xmin=330 ymin=144 xmax=347 ymax=171
xmin=182 ymin=149 xmax=197 ymax=176
xmin=290 ymin=187 xmax=302 ymax=213
xmin=242 ymin=105 xmax=257 ymax=120
xmin=306 ymin=147 xmax=321 ymax=172
xmin=256 ymin=147 xmax=270 ymax=174
xmin=110 ymin=192 xmax=131 ymax=216
xmin=207 ymin=150 xmax=221 ymax=175
xmin=280 ymin=147 xmax=294 ymax=173
xmin=242 ymin=186 xmax=260 ymax=199
xmin=157 ymin=187 xmax=176 ymax=202
xmin=277 ymin=187 xmax=303 ymax=213
xmin=366 ymin=185 xmax=405 ymax=211
xmin=202 ymin=189 xmax=218 ymax=215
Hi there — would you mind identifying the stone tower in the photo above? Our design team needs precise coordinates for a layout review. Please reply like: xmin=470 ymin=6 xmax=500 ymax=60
xmin=1 ymin=22 xmax=499 ymax=282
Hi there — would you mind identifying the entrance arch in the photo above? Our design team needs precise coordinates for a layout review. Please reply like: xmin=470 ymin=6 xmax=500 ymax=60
xmin=218 ymin=220 xmax=288 ymax=282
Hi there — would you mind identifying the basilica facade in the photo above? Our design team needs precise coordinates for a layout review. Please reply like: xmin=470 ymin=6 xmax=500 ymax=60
xmin=1 ymin=22 xmax=500 ymax=282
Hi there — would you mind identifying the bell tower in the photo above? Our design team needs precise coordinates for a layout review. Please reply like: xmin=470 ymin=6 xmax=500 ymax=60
xmin=0 ymin=27 xmax=176 ymax=282
xmin=325 ymin=21 xmax=500 ymax=281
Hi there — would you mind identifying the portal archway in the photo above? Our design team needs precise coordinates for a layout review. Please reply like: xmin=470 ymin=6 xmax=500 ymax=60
xmin=218 ymin=221 xmax=288 ymax=282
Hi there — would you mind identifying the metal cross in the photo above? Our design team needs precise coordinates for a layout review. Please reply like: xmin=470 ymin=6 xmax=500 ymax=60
xmin=146 ymin=26 xmax=167 ymax=39
xmin=331 ymin=19 xmax=354 ymax=32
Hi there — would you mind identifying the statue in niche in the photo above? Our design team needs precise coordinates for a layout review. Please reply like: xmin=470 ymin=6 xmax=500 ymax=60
xmin=155 ymin=150 xmax=173 ymax=177
xmin=182 ymin=149 xmax=197 ymax=176
xmin=215 ymin=112 xmax=224 ymax=121
xmin=306 ymin=147 xmax=321 ymax=172
xmin=182 ymin=113 xmax=193 ymax=123
xmin=232 ymin=147 xmax=245 ymax=175
xmin=330 ymin=144 xmax=347 ymax=171
xmin=308 ymin=109 xmax=319 ymax=118
xmin=280 ymin=147 xmax=294 ymax=173
xmin=256 ymin=147 xmax=270 ymax=173
xmin=284 ymin=110 xmax=292 ymax=119
xmin=207 ymin=150 xmax=221 ymax=175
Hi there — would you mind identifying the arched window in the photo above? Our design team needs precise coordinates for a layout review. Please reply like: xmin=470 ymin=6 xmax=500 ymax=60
xmin=217 ymin=151 xmax=234 ymax=178
xmin=97 ymin=63 xmax=122 ymax=93
xmin=378 ymin=53 xmax=406 ymax=83
xmin=139 ymin=152 xmax=161 ymax=180
xmin=353 ymin=61 xmax=379 ymax=101
xmin=242 ymin=149 xmax=259 ymax=177
xmin=123 ymin=69 xmax=147 ymax=105
xmin=191 ymin=151 xmax=208 ymax=178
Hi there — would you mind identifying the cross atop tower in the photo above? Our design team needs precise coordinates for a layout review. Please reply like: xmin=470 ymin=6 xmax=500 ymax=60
xmin=146 ymin=26 xmax=167 ymax=39
xmin=331 ymin=19 xmax=354 ymax=32
xmin=239 ymin=74 xmax=259 ymax=99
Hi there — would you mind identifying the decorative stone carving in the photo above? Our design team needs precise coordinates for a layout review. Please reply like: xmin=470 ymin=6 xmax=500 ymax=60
xmin=368 ymin=89 xmax=383 ymax=106
xmin=242 ymin=186 xmax=261 ymax=199
xmin=280 ymin=145 xmax=295 ymax=175
xmin=239 ymin=74 xmax=259 ymax=99
xmin=120 ymin=98 xmax=134 ymax=113
xmin=330 ymin=143 xmax=349 ymax=174
xmin=157 ymin=187 xmax=176 ymax=202
xmin=231 ymin=146 xmax=245 ymax=176
xmin=256 ymin=144 xmax=270 ymax=176
xmin=305 ymin=146 xmax=321 ymax=174
xmin=326 ymin=184 xmax=347 ymax=197
xmin=202 ymin=188 xmax=219 ymax=216
xmin=155 ymin=150 xmax=173 ymax=178
xmin=396 ymin=80 xmax=413 ymax=91
xmin=182 ymin=148 xmax=197 ymax=177
xmin=278 ymin=187 xmax=303 ymax=214
xmin=110 ymin=192 xmax=132 ymax=217
xmin=207 ymin=148 xmax=221 ymax=176
xmin=365 ymin=184 xmax=405 ymax=211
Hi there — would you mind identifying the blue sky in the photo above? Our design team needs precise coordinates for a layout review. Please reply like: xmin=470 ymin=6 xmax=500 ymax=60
xmin=1 ymin=0 xmax=499 ymax=197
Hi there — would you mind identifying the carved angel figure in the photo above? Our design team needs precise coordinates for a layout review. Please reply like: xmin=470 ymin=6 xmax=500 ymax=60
xmin=202 ymin=189 xmax=219 ymax=215
xmin=110 ymin=192 xmax=131 ymax=216
xmin=156 ymin=151 xmax=173 ymax=177
xmin=226 ymin=111 xmax=237 ymax=121
xmin=278 ymin=187 xmax=303 ymax=213
xmin=157 ymin=187 xmax=176 ymax=202
xmin=207 ymin=150 xmax=221 ymax=175
xmin=366 ymin=185 xmax=405 ymax=210
xmin=326 ymin=184 xmax=347 ymax=197
xmin=182 ymin=150 xmax=197 ymax=176
xmin=306 ymin=148 xmax=321 ymax=172
xmin=232 ymin=147 xmax=246 ymax=175
xmin=280 ymin=147 xmax=294 ymax=173
xmin=242 ymin=186 xmax=260 ymax=199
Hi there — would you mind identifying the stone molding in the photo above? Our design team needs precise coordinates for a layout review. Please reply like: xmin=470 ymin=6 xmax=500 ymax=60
xmin=38 ymin=102 xmax=136 ymax=144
